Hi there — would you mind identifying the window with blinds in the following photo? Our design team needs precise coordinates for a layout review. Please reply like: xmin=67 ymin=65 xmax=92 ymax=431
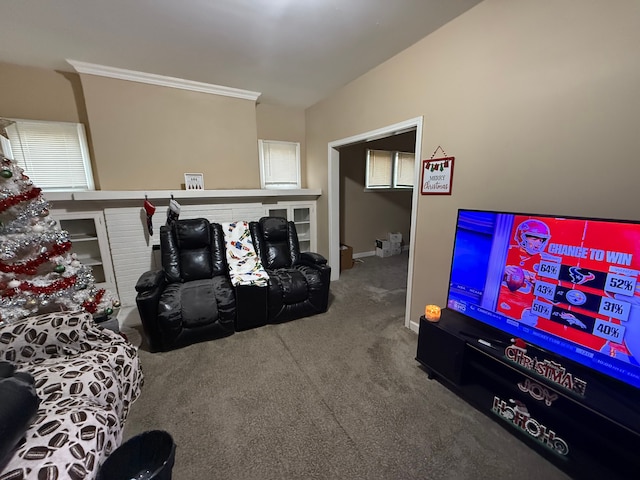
xmin=259 ymin=140 xmax=301 ymax=189
xmin=1 ymin=119 xmax=95 ymax=191
xmin=365 ymin=150 xmax=393 ymax=188
xmin=394 ymin=152 xmax=415 ymax=188
xmin=365 ymin=149 xmax=414 ymax=190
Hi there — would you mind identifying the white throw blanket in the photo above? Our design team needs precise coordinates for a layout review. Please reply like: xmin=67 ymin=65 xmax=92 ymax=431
xmin=222 ymin=221 xmax=269 ymax=287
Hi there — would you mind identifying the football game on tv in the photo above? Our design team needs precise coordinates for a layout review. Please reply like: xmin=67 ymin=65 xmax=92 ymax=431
xmin=446 ymin=209 xmax=640 ymax=390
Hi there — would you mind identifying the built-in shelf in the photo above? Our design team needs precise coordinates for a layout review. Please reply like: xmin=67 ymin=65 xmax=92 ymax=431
xmin=68 ymin=234 xmax=98 ymax=242
xmin=76 ymin=256 xmax=103 ymax=267
xmin=54 ymin=212 xmax=116 ymax=293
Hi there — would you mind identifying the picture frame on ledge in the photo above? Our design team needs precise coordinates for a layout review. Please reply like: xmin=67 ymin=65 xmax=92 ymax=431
xmin=184 ymin=173 xmax=204 ymax=190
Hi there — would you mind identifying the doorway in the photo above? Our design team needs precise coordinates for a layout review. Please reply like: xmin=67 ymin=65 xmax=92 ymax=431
xmin=328 ymin=117 xmax=423 ymax=331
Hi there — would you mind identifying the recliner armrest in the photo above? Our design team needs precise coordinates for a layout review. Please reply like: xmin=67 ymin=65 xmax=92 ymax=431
xmin=299 ymin=252 xmax=327 ymax=266
xmin=135 ymin=270 xmax=166 ymax=293
xmin=135 ymin=271 xmax=167 ymax=352
xmin=298 ymin=252 xmax=331 ymax=287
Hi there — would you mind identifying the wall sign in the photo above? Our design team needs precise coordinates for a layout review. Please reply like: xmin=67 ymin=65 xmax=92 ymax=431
xmin=184 ymin=173 xmax=204 ymax=190
xmin=421 ymin=157 xmax=454 ymax=195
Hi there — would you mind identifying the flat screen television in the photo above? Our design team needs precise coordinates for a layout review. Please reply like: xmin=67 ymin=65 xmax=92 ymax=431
xmin=446 ymin=209 xmax=640 ymax=391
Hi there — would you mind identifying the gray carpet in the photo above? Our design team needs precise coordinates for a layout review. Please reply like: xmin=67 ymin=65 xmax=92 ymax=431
xmin=122 ymin=253 xmax=570 ymax=479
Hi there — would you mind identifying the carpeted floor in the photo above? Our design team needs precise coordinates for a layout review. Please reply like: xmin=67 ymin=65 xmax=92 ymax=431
xmin=121 ymin=253 xmax=570 ymax=479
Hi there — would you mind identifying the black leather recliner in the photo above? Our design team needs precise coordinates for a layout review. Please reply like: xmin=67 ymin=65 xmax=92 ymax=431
xmin=249 ymin=217 xmax=331 ymax=323
xmin=135 ymin=218 xmax=236 ymax=351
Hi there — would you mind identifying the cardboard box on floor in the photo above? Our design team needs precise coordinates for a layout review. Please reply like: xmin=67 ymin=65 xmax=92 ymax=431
xmin=340 ymin=244 xmax=354 ymax=270
xmin=375 ymin=237 xmax=402 ymax=258
xmin=388 ymin=232 xmax=402 ymax=243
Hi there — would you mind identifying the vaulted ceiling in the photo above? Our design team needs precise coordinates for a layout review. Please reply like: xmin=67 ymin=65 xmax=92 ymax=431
xmin=0 ymin=0 xmax=482 ymax=108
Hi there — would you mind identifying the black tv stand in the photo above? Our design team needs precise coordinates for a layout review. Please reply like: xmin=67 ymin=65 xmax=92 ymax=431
xmin=416 ymin=309 xmax=640 ymax=480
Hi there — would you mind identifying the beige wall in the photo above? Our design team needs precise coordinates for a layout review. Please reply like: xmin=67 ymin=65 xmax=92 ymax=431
xmin=306 ymin=0 xmax=640 ymax=322
xmin=79 ymin=74 xmax=260 ymax=190
xmin=0 ymin=62 xmax=87 ymax=123
xmin=339 ymin=131 xmax=415 ymax=253
xmin=256 ymin=103 xmax=307 ymax=187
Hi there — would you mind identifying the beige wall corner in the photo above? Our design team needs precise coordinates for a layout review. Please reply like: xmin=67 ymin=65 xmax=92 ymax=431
xmin=0 ymin=62 xmax=87 ymax=124
xmin=305 ymin=0 xmax=640 ymax=326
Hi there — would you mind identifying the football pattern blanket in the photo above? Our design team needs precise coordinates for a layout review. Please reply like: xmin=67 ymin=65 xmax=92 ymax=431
xmin=222 ymin=221 xmax=269 ymax=287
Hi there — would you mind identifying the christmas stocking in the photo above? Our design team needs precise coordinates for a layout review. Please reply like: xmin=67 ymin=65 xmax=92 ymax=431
xmin=167 ymin=198 xmax=181 ymax=227
xmin=143 ymin=199 xmax=156 ymax=236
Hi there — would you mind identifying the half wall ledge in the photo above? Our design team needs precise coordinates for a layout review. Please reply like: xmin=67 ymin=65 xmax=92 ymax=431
xmin=45 ymin=189 xmax=322 ymax=204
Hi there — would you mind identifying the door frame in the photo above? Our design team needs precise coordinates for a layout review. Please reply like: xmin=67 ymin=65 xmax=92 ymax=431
xmin=328 ymin=116 xmax=423 ymax=331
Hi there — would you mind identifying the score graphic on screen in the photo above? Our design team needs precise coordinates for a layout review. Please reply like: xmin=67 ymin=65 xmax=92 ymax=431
xmin=496 ymin=215 xmax=640 ymax=363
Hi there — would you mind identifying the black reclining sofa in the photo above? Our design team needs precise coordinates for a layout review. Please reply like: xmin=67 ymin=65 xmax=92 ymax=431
xmin=135 ymin=217 xmax=331 ymax=352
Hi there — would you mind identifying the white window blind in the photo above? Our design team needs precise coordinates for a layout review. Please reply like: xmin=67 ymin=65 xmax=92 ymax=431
xmin=394 ymin=152 xmax=415 ymax=188
xmin=365 ymin=150 xmax=393 ymax=188
xmin=366 ymin=149 xmax=414 ymax=190
xmin=259 ymin=140 xmax=300 ymax=189
xmin=2 ymin=119 xmax=95 ymax=191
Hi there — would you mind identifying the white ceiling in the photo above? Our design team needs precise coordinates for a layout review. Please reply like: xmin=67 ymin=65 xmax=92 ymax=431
xmin=0 ymin=0 xmax=482 ymax=108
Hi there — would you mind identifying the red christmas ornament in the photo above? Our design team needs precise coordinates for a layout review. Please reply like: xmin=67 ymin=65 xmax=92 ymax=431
xmin=81 ymin=288 xmax=105 ymax=313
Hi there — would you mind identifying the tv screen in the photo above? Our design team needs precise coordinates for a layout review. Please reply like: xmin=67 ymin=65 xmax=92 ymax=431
xmin=447 ymin=209 xmax=640 ymax=390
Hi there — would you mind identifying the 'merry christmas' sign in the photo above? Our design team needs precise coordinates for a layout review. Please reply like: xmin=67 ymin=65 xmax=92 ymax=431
xmin=421 ymin=157 xmax=454 ymax=195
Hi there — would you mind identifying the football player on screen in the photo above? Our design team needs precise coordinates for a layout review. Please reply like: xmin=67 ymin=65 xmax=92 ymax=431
xmin=500 ymin=219 xmax=561 ymax=325
xmin=504 ymin=219 xmax=552 ymax=290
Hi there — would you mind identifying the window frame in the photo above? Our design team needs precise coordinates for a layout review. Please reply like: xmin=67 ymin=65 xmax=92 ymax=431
xmin=365 ymin=149 xmax=414 ymax=191
xmin=0 ymin=118 xmax=95 ymax=192
xmin=393 ymin=151 xmax=415 ymax=189
xmin=258 ymin=139 xmax=301 ymax=190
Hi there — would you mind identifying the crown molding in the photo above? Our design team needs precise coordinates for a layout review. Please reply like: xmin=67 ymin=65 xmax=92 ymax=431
xmin=66 ymin=59 xmax=261 ymax=102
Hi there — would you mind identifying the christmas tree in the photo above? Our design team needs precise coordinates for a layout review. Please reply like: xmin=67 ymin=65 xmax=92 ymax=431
xmin=0 ymin=121 xmax=120 ymax=325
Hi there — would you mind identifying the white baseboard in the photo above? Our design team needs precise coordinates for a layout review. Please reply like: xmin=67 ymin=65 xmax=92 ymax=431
xmin=353 ymin=244 xmax=410 ymax=259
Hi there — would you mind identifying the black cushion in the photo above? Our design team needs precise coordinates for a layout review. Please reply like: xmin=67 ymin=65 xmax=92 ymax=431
xmin=159 ymin=279 xmax=219 ymax=328
xmin=162 ymin=218 xmax=214 ymax=282
xmin=258 ymin=217 xmax=300 ymax=269
xmin=0 ymin=362 xmax=40 ymax=469
xmin=154 ymin=275 xmax=235 ymax=350
xmin=272 ymin=269 xmax=309 ymax=304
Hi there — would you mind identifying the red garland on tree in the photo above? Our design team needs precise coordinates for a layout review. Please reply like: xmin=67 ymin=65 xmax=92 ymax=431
xmin=0 ymin=241 xmax=72 ymax=274
xmin=0 ymin=186 xmax=42 ymax=212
